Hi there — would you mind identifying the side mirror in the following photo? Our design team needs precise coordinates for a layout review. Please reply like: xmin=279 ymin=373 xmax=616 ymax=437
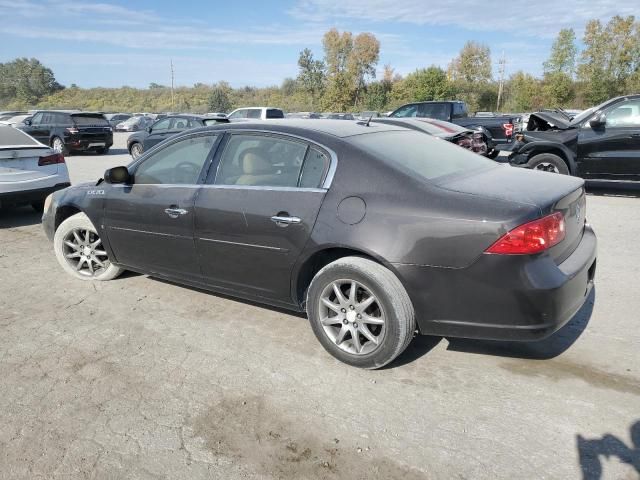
xmin=589 ymin=114 xmax=606 ymax=128
xmin=104 ymin=166 xmax=131 ymax=184
xmin=24 ymin=119 xmax=32 ymax=126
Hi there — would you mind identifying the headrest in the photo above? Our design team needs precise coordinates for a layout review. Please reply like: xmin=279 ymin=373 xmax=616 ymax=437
xmin=241 ymin=150 xmax=271 ymax=174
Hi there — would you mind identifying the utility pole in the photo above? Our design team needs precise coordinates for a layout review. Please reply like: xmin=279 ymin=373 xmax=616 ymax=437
xmin=496 ymin=51 xmax=506 ymax=112
xmin=170 ymin=59 xmax=175 ymax=110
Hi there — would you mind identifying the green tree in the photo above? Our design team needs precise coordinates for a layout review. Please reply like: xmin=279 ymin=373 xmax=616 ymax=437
xmin=448 ymin=41 xmax=492 ymax=84
xmin=347 ymin=32 xmax=380 ymax=107
xmin=0 ymin=57 xmax=63 ymax=108
xmin=577 ymin=16 xmax=640 ymax=104
xmin=505 ymin=71 xmax=542 ymax=111
xmin=207 ymin=83 xmax=232 ymax=112
xmin=296 ymin=48 xmax=325 ymax=108
xmin=544 ymin=28 xmax=577 ymax=75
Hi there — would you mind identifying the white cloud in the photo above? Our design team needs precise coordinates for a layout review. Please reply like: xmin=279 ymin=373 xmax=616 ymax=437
xmin=289 ymin=0 xmax=640 ymax=38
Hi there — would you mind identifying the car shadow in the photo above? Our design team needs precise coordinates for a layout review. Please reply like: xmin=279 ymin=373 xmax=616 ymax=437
xmin=576 ymin=419 xmax=640 ymax=479
xmin=445 ymin=287 xmax=595 ymax=360
xmin=586 ymin=182 xmax=640 ymax=198
xmin=104 ymin=148 xmax=128 ymax=156
xmin=0 ymin=206 xmax=42 ymax=228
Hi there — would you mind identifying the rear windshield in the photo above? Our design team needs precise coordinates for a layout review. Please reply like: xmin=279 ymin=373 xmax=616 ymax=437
xmin=349 ymin=130 xmax=496 ymax=181
xmin=72 ymin=115 xmax=109 ymax=126
xmin=0 ymin=126 xmax=43 ymax=147
xmin=266 ymin=109 xmax=285 ymax=119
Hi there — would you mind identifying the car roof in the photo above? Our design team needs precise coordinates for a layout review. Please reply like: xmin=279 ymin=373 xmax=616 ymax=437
xmin=201 ymin=119 xmax=408 ymax=138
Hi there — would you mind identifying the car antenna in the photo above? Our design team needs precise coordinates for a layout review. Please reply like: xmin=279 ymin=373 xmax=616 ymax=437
xmin=365 ymin=114 xmax=373 ymax=127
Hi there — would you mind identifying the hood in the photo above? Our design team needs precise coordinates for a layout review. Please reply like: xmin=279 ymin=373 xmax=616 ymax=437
xmin=527 ymin=111 xmax=572 ymax=130
xmin=523 ymin=128 xmax=578 ymax=147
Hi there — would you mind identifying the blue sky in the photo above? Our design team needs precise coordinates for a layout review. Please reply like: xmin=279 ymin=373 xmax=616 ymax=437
xmin=1 ymin=0 xmax=638 ymax=89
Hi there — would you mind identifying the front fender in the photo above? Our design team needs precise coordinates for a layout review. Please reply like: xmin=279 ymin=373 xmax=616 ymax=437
xmin=511 ymin=141 xmax=577 ymax=174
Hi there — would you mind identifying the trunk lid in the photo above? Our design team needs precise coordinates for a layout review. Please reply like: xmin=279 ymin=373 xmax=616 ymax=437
xmin=0 ymin=147 xmax=60 ymax=181
xmin=437 ymin=165 xmax=586 ymax=262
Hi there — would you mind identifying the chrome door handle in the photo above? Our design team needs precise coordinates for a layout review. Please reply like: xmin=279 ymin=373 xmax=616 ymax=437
xmin=164 ymin=207 xmax=188 ymax=218
xmin=271 ymin=215 xmax=301 ymax=226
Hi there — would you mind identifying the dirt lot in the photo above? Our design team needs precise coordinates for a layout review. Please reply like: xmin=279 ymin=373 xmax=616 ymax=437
xmin=0 ymin=133 xmax=639 ymax=479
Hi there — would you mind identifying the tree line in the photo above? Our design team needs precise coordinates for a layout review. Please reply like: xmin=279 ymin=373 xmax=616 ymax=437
xmin=1 ymin=16 xmax=638 ymax=114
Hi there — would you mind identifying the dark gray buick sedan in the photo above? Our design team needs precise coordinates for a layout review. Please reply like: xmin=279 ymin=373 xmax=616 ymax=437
xmin=42 ymin=120 xmax=596 ymax=368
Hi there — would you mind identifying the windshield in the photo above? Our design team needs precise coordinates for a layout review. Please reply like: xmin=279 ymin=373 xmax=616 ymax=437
xmin=350 ymin=130 xmax=496 ymax=181
xmin=72 ymin=115 xmax=109 ymax=126
xmin=569 ymin=107 xmax=596 ymax=125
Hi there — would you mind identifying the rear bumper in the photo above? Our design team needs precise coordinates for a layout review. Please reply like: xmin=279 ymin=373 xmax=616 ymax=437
xmin=0 ymin=182 xmax=70 ymax=208
xmin=66 ymin=137 xmax=113 ymax=151
xmin=395 ymin=225 xmax=597 ymax=341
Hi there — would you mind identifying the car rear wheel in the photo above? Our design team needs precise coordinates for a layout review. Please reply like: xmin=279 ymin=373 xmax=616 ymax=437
xmin=486 ymin=149 xmax=500 ymax=159
xmin=526 ymin=153 xmax=569 ymax=175
xmin=130 ymin=142 xmax=143 ymax=159
xmin=306 ymin=256 xmax=415 ymax=369
xmin=97 ymin=147 xmax=110 ymax=155
xmin=51 ymin=137 xmax=68 ymax=155
xmin=53 ymin=213 xmax=123 ymax=281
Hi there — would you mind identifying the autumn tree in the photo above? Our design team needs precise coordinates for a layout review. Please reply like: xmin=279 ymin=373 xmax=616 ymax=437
xmin=447 ymin=42 xmax=493 ymax=111
xmin=505 ymin=71 xmax=542 ymax=111
xmin=321 ymin=28 xmax=380 ymax=111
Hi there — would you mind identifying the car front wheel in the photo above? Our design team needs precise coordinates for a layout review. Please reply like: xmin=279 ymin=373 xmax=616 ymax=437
xmin=53 ymin=213 xmax=123 ymax=281
xmin=306 ymin=256 xmax=415 ymax=369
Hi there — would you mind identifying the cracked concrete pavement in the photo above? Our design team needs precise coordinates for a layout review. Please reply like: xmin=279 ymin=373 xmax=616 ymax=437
xmin=0 ymin=133 xmax=638 ymax=479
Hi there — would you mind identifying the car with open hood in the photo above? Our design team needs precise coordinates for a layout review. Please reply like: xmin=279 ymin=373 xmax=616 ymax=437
xmin=501 ymin=95 xmax=640 ymax=181
xmin=41 ymin=119 xmax=596 ymax=369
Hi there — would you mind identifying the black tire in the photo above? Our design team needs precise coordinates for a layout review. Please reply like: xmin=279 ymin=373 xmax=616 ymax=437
xmin=31 ymin=201 xmax=45 ymax=213
xmin=130 ymin=142 xmax=143 ymax=159
xmin=486 ymin=149 xmax=500 ymax=159
xmin=526 ymin=153 xmax=569 ymax=175
xmin=51 ymin=136 xmax=69 ymax=156
xmin=306 ymin=256 xmax=415 ymax=369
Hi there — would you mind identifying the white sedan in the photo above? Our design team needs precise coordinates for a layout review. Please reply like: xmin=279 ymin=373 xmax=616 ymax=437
xmin=0 ymin=125 xmax=70 ymax=212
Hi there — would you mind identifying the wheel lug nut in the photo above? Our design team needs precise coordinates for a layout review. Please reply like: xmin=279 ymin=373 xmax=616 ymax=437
xmin=349 ymin=305 xmax=354 ymax=310
xmin=341 ymin=308 xmax=346 ymax=313
xmin=343 ymin=319 xmax=348 ymax=325
xmin=357 ymin=314 xmax=361 ymax=319
xmin=353 ymin=322 xmax=358 ymax=328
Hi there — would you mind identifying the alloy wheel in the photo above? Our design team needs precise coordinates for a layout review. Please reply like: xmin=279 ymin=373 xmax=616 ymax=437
xmin=61 ymin=227 xmax=110 ymax=277
xmin=52 ymin=138 xmax=64 ymax=154
xmin=318 ymin=279 xmax=386 ymax=355
xmin=131 ymin=144 xmax=143 ymax=159
xmin=534 ymin=162 xmax=560 ymax=174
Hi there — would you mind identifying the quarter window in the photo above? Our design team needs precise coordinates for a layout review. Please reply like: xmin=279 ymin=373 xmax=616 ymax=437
xmin=605 ymin=100 xmax=640 ymax=127
xmin=214 ymin=134 xmax=308 ymax=187
xmin=134 ymin=135 xmax=217 ymax=185
xmin=299 ymin=147 xmax=330 ymax=188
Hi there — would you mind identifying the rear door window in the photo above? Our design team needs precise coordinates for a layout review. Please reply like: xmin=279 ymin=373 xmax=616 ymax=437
xmin=214 ymin=134 xmax=308 ymax=187
xmin=417 ymin=103 xmax=450 ymax=120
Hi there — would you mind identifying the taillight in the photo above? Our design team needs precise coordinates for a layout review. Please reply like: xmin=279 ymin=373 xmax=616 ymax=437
xmin=503 ymin=123 xmax=513 ymax=137
xmin=66 ymin=127 xmax=79 ymax=134
xmin=485 ymin=212 xmax=565 ymax=255
xmin=38 ymin=153 xmax=65 ymax=166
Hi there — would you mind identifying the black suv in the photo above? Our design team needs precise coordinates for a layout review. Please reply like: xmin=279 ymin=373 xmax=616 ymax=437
xmin=502 ymin=95 xmax=640 ymax=181
xmin=19 ymin=111 xmax=113 ymax=155
xmin=127 ymin=114 xmax=228 ymax=159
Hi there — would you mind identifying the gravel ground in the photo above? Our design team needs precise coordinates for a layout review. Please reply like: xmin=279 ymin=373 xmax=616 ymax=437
xmin=0 ymin=133 xmax=638 ymax=479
